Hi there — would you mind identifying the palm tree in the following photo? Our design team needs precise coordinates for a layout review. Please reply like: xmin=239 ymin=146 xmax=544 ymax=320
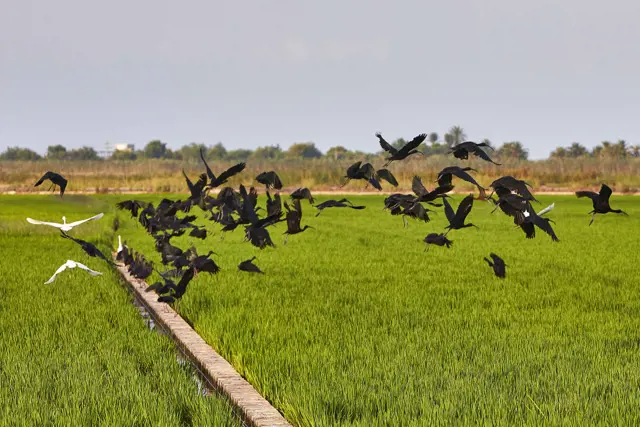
xmin=567 ymin=142 xmax=588 ymax=158
xmin=448 ymin=126 xmax=467 ymax=147
xmin=444 ymin=133 xmax=454 ymax=148
xmin=631 ymin=145 xmax=640 ymax=158
xmin=428 ymin=132 xmax=439 ymax=144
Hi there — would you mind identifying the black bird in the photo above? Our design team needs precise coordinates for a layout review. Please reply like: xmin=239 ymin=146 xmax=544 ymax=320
xmin=411 ymin=176 xmax=453 ymax=206
xmin=188 ymin=249 xmax=220 ymax=276
xmin=315 ymin=199 xmax=366 ymax=216
xmin=423 ymin=233 xmax=453 ymax=252
xmin=112 ymin=216 xmax=120 ymax=232
xmin=266 ymin=191 xmax=282 ymax=217
xmin=484 ymin=253 xmax=507 ymax=278
xmin=256 ymin=171 xmax=283 ymax=190
xmin=375 ymin=169 xmax=398 ymax=187
xmin=489 ymin=176 xmax=538 ymax=203
xmin=128 ymin=252 xmax=154 ymax=279
xmin=153 ymin=267 xmax=196 ymax=303
xmin=199 ymin=148 xmax=247 ymax=188
xmin=443 ymin=194 xmax=478 ymax=235
xmin=189 ymin=226 xmax=208 ymax=240
xmin=448 ymin=141 xmax=501 ymax=165
xmin=290 ymin=187 xmax=315 ymax=204
xmin=116 ymin=200 xmax=148 ymax=218
xmin=576 ymin=184 xmax=628 ymax=225
xmin=238 ymin=256 xmax=264 ymax=274
xmin=342 ymin=161 xmax=382 ymax=190
xmin=60 ymin=230 xmax=115 ymax=265
xmin=283 ymin=198 xmax=314 ymax=244
xmin=34 ymin=171 xmax=68 ymax=198
xmin=376 ymin=132 xmax=427 ymax=167
xmin=437 ymin=166 xmax=488 ymax=200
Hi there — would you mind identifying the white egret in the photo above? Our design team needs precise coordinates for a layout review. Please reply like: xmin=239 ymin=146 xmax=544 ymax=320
xmin=44 ymin=259 xmax=102 ymax=284
xmin=26 ymin=212 xmax=104 ymax=232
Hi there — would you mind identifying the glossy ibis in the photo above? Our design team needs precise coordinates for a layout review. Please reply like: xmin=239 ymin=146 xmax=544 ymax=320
xmin=255 ymin=171 xmax=283 ymax=190
xmin=576 ymin=184 xmax=628 ymax=225
xmin=489 ymin=176 xmax=538 ymax=203
xmin=60 ymin=230 xmax=116 ymax=265
xmin=423 ymin=233 xmax=453 ymax=252
xmin=437 ymin=166 xmax=488 ymax=200
xmin=283 ymin=198 xmax=314 ymax=244
xmin=443 ymin=194 xmax=478 ymax=235
xmin=34 ymin=171 xmax=68 ymax=198
xmin=238 ymin=256 xmax=264 ymax=274
xmin=376 ymin=132 xmax=427 ymax=167
xmin=484 ymin=253 xmax=506 ymax=278
xmin=315 ymin=199 xmax=366 ymax=216
xmin=290 ymin=187 xmax=315 ymax=204
xmin=200 ymin=148 xmax=247 ymax=188
xmin=448 ymin=141 xmax=501 ymax=165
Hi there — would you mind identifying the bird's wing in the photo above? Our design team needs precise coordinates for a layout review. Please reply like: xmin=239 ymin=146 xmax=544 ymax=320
xmin=301 ymin=188 xmax=314 ymax=204
xmin=213 ymin=162 xmax=247 ymax=186
xmin=359 ymin=163 xmax=377 ymax=180
xmin=346 ymin=161 xmax=362 ymax=177
xmin=471 ymin=146 xmax=501 ymax=164
xmin=66 ymin=212 xmax=105 ymax=227
xmin=442 ymin=196 xmax=456 ymax=223
xmin=599 ymin=184 xmax=613 ymax=202
xmin=399 ymin=133 xmax=427 ymax=154
xmin=376 ymin=169 xmax=398 ymax=187
xmin=26 ymin=218 xmax=63 ymax=228
xmin=453 ymin=194 xmax=475 ymax=223
xmin=182 ymin=170 xmax=194 ymax=193
xmin=44 ymin=262 xmax=70 ymax=284
xmin=575 ymin=191 xmax=599 ymax=202
xmin=453 ymin=169 xmax=483 ymax=188
xmin=74 ymin=262 xmax=103 ymax=276
xmin=34 ymin=171 xmax=53 ymax=186
xmin=199 ymin=147 xmax=216 ymax=181
xmin=411 ymin=176 xmax=427 ymax=197
xmin=532 ymin=215 xmax=559 ymax=242
xmin=537 ymin=203 xmax=555 ymax=216
xmin=375 ymin=133 xmax=398 ymax=154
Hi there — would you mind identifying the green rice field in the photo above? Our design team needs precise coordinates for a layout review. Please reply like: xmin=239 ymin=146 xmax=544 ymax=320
xmin=0 ymin=196 xmax=241 ymax=426
xmin=2 ymin=192 xmax=640 ymax=425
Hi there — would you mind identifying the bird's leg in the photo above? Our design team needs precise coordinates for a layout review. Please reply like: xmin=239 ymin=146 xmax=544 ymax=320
xmin=283 ymin=234 xmax=289 ymax=245
xmin=402 ymin=216 xmax=408 ymax=228
xmin=423 ymin=244 xmax=430 ymax=253
xmin=339 ymin=178 xmax=350 ymax=188
xmin=589 ymin=212 xmax=596 ymax=226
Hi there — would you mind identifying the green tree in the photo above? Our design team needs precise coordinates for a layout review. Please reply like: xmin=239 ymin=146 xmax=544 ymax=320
xmin=144 ymin=140 xmax=168 ymax=159
xmin=550 ymin=147 xmax=567 ymax=158
xmin=207 ymin=142 xmax=227 ymax=160
xmin=251 ymin=145 xmax=283 ymax=160
xmin=631 ymin=145 xmax=640 ymax=158
xmin=0 ymin=146 xmax=42 ymax=160
xmin=448 ymin=125 xmax=467 ymax=147
xmin=497 ymin=141 xmax=528 ymax=160
xmin=178 ymin=143 xmax=208 ymax=162
xmin=286 ymin=142 xmax=323 ymax=159
xmin=444 ymin=133 xmax=454 ymax=148
xmin=226 ymin=149 xmax=253 ymax=161
xmin=428 ymin=132 xmax=439 ymax=144
xmin=47 ymin=144 xmax=67 ymax=160
xmin=567 ymin=142 xmax=588 ymax=158
xmin=68 ymin=146 xmax=100 ymax=160
xmin=111 ymin=150 xmax=137 ymax=161
xmin=325 ymin=146 xmax=349 ymax=160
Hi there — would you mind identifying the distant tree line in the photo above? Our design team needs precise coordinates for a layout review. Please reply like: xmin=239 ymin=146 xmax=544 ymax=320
xmin=2 ymin=126 xmax=638 ymax=162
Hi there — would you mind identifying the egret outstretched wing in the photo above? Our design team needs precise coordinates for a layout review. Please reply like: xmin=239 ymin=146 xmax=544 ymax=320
xmin=27 ymin=218 xmax=65 ymax=228
xmin=44 ymin=259 xmax=102 ymax=284
xmin=66 ymin=213 xmax=104 ymax=227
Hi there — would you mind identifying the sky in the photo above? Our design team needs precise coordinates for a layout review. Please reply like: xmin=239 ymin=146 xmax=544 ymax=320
xmin=1 ymin=0 xmax=639 ymax=160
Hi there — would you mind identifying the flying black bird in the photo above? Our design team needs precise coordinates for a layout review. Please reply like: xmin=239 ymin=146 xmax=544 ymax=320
xmin=34 ymin=171 xmax=68 ymax=198
xmin=116 ymin=200 xmax=148 ymax=218
xmin=152 ymin=266 xmax=196 ymax=303
xmin=443 ymin=194 xmax=478 ymax=235
xmin=575 ymin=184 xmax=628 ymax=225
xmin=341 ymin=161 xmax=382 ymax=190
xmin=448 ymin=141 xmax=501 ymax=165
xmin=376 ymin=169 xmax=399 ymax=187
xmin=437 ymin=166 xmax=487 ymax=200
xmin=199 ymin=148 xmax=247 ymax=188
xmin=489 ymin=176 xmax=538 ymax=203
xmin=189 ymin=225 xmax=208 ymax=240
xmin=255 ymin=171 xmax=283 ymax=190
xmin=290 ymin=187 xmax=315 ymax=204
xmin=60 ymin=230 xmax=115 ymax=265
xmin=484 ymin=253 xmax=507 ymax=278
xmin=189 ymin=250 xmax=220 ymax=276
xmin=266 ymin=191 xmax=282 ymax=217
xmin=314 ymin=199 xmax=366 ymax=216
xmin=423 ymin=233 xmax=453 ymax=252
xmin=411 ymin=176 xmax=453 ymax=206
xmin=238 ymin=256 xmax=264 ymax=274
xmin=376 ymin=132 xmax=427 ymax=167
xmin=283 ymin=198 xmax=314 ymax=244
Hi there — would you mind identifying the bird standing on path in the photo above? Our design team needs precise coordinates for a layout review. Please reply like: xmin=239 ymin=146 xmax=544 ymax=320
xmin=575 ymin=184 xmax=628 ymax=225
xmin=34 ymin=171 xmax=68 ymax=198
xmin=484 ymin=253 xmax=507 ymax=278
xmin=44 ymin=259 xmax=102 ymax=284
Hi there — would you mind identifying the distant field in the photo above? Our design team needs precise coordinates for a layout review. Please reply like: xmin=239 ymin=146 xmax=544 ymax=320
xmin=100 ymin=192 xmax=640 ymax=425
xmin=2 ymin=156 xmax=640 ymax=194
xmin=0 ymin=196 xmax=240 ymax=426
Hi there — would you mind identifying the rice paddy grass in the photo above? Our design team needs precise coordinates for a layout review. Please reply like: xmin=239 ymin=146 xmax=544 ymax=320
xmin=109 ymin=192 xmax=640 ymax=426
xmin=0 ymin=196 xmax=241 ymax=426
xmin=4 ymin=193 xmax=640 ymax=426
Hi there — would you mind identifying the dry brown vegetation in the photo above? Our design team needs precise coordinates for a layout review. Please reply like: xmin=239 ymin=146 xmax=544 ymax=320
xmin=2 ymin=156 xmax=640 ymax=194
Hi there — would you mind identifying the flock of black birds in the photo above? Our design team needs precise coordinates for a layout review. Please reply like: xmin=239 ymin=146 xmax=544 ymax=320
xmin=32 ymin=133 xmax=629 ymax=294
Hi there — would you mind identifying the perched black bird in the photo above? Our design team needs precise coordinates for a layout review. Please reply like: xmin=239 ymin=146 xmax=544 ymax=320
xmin=437 ymin=166 xmax=487 ymax=200
xmin=489 ymin=176 xmax=538 ymax=203
xmin=60 ymin=230 xmax=115 ymax=265
xmin=376 ymin=132 xmax=427 ymax=167
xmin=448 ymin=141 xmax=501 ymax=165
xmin=255 ymin=171 xmax=283 ymax=190
xmin=576 ymin=184 xmax=628 ymax=225
xmin=315 ymin=199 xmax=366 ymax=216
xmin=290 ymin=187 xmax=315 ymax=204
xmin=283 ymin=198 xmax=314 ymax=244
xmin=238 ymin=256 xmax=264 ymax=274
xmin=34 ymin=171 xmax=68 ymax=198
xmin=200 ymin=148 xmax=247 ymax=188
xmin=443 ymin=194 xmax=478 ymax=235
xmin=484 ymin=253 xmax=507 ymax=278
xmin=423 ymin=233 xmax=453 ymax=252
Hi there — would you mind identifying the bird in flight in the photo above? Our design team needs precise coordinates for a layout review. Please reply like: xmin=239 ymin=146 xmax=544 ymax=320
xmin=575 ymin=184 xmax=628 ymax=225
xmin=376 ymin=132 xmax=427 ymax=167
xmin=484 ymin=253 xmax=507 ymax=278
xmin=448 ymin=141 xmax=501 ymax=165
xmin=238 ymin=256 xmax=264 ymax=274
xmin=44 ymin=259 xmax=102 ymax=284
xmin=34 ymin=171 xmax=68 ymax=198
xmin=26 ymin=213 xmax=104 ymax=232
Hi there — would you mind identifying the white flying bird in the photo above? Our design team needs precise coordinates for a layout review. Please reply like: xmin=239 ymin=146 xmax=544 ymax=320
xmin=44 ymin=259 xmax=103 ymax=284
xmin=26 ymin=212 xmax=104 ymax=232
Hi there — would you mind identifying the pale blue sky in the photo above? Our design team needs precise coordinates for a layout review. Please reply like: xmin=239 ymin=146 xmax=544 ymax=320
xmin=1 ymin=0 xmax=639 ymax=159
